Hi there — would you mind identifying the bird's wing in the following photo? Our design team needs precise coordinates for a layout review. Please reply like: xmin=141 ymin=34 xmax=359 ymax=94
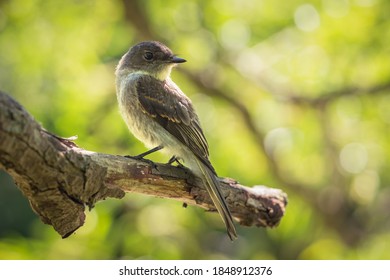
xmin=136 ymin=76 xmax=237 ymax=239
xmin=136 ymin=75 xmax=215 ymax=172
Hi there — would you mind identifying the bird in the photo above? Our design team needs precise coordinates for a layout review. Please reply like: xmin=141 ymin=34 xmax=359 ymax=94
xmin=115 ymin=41 xmax=237 ymax=240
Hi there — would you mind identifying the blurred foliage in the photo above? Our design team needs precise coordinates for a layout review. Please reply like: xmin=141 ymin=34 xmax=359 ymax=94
xmin=0 ymin=0 xmax=390 ymax=260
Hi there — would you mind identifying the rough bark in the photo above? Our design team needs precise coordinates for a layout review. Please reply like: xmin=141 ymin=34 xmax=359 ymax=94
xmin=0 ymin=91 xmax=287 ymax=238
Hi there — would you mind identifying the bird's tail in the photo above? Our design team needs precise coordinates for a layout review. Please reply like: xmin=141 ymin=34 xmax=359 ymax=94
xmin=191 ymin=156 xmax=238 ymax=241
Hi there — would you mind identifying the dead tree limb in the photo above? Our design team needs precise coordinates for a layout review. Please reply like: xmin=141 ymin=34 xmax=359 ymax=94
xmin=0 ymin=91 xmax=287 ymax=238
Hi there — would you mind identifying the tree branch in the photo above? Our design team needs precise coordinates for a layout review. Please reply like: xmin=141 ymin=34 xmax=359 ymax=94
xmin=272 ymin=80 xmax=390 ymax=106
xmin=0 ymin=91 xmax=287 ymax=238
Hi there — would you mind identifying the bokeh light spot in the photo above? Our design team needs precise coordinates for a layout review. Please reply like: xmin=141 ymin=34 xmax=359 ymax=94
xmin=339 ymin=143 xmax=368 ymax=174
xmin=294 ymin=4 xmax=321 ymax=32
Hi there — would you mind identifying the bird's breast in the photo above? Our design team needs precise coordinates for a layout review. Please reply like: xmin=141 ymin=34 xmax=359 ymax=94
xmin=116 ymin=72 xmax=164 ymax=149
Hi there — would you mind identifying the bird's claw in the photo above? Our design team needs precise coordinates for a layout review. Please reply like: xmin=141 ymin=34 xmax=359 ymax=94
xmin=124 ymin=155 xmax=159 ymax=170
xmin=167 ymin=156 xmax=184 ymax=168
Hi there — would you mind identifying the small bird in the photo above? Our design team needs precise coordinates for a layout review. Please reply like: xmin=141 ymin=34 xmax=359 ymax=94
xmin=115 ymin=41 xmax=237 ymax=240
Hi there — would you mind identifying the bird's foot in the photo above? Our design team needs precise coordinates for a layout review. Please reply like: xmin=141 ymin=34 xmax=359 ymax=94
xmin=124 ymin=154 xmax=158 ymax=170
xmin=167 ymin=156 xmax=185 ymax=168
xmin=123 ymin=145 xmax=164 ymax=169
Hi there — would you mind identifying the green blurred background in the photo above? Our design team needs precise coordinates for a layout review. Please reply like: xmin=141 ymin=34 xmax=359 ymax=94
xmin=1 ymin=0 xmax=390 ymax=259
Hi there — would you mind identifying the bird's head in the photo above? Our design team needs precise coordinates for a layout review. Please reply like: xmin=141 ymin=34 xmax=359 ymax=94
xmin=116 ymin=41 xmax=186 ymax=81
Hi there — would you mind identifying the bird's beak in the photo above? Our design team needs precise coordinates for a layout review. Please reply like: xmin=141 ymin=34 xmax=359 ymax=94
xmin=170 ymin=56 xmax=186 ymax=63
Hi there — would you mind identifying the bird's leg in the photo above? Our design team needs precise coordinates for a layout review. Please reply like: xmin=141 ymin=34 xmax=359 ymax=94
xmin=167 ymin=156 xmax=177 ymax=165
xmin=124 ymin=145 xmax=163 ymax=168
xmin=167 ymin=156 xmax=185 ymax=168
xmin=133 ymin=145 xmax=164 ymax=159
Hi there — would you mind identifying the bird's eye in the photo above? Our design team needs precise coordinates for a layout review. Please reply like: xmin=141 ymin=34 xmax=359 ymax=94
xmin=143 ymin=52 xmax=154 ymax=61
